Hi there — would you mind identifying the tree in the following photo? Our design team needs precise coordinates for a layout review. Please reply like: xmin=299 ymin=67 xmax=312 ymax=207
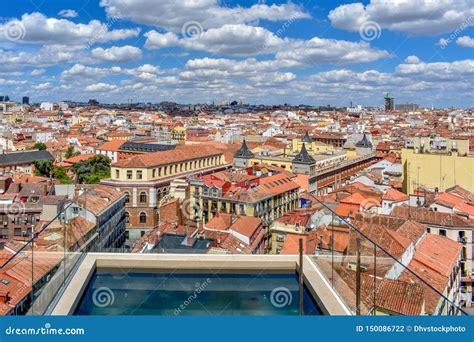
xmin=65 ymin=146 xmax=80 ymax=159
xmin=33 ymin=142 xmax=47 ymax=150
xmin=52 ymin=166 xmax=73 ymax=184
xmin=72 ymin=155 xmax=111 ymax=184
xmin=34 ymin=160 xmax=53 ymax=177
xmin=34 ymin=161 xmax=73 ymax=183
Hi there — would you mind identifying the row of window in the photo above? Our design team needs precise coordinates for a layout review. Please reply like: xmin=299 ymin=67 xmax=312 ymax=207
xmin=117 ymin=156 xmax=221 ymax=180
xmin=125 ymin=211 xmax=147 ymax=224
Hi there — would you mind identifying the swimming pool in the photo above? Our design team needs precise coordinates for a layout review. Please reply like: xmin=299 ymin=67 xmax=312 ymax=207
xmin=74 ymin=272 xmax=322 ymax=315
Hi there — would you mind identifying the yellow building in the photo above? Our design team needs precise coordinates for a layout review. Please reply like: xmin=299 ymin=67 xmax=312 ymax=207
xmin=171 ymin=127 xmax=186 ymax=142
xmin=402 ymin=137 xmax=474 ymax=194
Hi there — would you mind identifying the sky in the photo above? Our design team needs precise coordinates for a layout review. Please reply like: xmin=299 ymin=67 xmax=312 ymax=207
xmin=0 ymin=0 xmax=473 ymax=107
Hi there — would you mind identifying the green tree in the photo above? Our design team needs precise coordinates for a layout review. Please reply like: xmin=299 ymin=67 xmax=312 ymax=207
xmin=52 ymin=166 xmax=73 ymax=184
xmin=64 ymin=146 xmax=80 ymax=159
xmin=34 ymin=160 xmax=53 ymax=177
xmin=33 ymin=142 xmax=47 ymax=150
xmin=72 ymin=155 xmax=111 ymax=184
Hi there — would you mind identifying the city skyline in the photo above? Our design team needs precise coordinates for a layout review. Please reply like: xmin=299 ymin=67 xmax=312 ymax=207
xmin=0 ymin=0 xmax=472 ymax=107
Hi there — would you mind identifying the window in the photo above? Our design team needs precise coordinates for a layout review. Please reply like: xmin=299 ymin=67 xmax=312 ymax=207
xmin=115 ymin=169 xmax=120 ymax=178
xmin=124 ymin=192 xmax=130 ymax=204
xmin=152 ymin=169 xmax=156 ymax=178
xmin=126 ymin=170 xmax=133 ymax=179
xmin=125 ymin=212 xmax=130 ymax=224
xmin=439 ymin=229 xmax=446 ymax=237
xmin=136 ymin=170 xmax=143 ymax=180
xmin=14 ymin=228 xmax=22 ymax=236
xmin=139 ymin=192 xmax=147 ymax=203
xmin=139 ymin=212 xmax=147 ymax=224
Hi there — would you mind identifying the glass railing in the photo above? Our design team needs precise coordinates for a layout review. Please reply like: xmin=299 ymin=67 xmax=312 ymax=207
xmin=308 ymin=199 xmax=467 ymax=316
xmin=0 ymin=190 xmax=467 ymax=316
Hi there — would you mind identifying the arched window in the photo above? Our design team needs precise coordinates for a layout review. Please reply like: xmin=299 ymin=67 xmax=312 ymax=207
xmin=139 ymin=212 xmax=147 ymax=224
xmin=124 ymin=192 xmax=130 ymax=204
xmin=125 ymin=212 xmax=130 ymax=223
xmin=139 ymin=191 xmax=147 ymax=203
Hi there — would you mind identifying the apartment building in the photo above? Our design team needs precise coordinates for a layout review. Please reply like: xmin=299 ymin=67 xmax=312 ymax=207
xmin=402 ymin=137 xmax=474 ymax=194
xmin=190 ymin=168 xmax=300 ymax=225
xmin=101 ymin=144 xmax=229 ymax=241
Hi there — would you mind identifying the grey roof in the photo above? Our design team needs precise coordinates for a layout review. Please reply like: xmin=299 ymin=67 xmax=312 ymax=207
xmin=301 ymin=131 xmax=312 ymax=143
xmin=119 ymin=141 xmax=176 ymax=153
xmin=153 ymin=234 xmax=213 ymax=254
xmin=292 ymin=143 xmax=316 ymax=165
xmin=234 ymin=140 xmax=255 ymax=159
xmin=355 ymin=134 xmax=373 ymax=148
xmin=0 ymin=150 xmax=54 ymax=167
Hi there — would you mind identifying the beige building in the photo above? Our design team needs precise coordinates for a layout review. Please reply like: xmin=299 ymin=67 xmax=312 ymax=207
xmin=402 ymin=137 xmax=474 ymax=194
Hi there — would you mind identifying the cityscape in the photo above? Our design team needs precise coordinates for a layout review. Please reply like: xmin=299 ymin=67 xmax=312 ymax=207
xmin=0 ymin=0 xmax=473 ymax=329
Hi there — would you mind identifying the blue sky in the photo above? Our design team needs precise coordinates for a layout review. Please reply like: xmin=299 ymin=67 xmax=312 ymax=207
xmin=0 ymin=0 xmax=472 ymax=107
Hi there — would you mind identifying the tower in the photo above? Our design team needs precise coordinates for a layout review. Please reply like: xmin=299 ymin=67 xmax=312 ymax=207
xmin=292 ymin=143 xmax=316 ymax=175
xmin=233 ymin=140 xmax=255 ymax=168
xmin=384 ymin=92 xmax=394 ymax=111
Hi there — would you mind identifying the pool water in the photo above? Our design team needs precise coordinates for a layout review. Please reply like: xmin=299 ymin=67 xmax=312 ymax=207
xmin=74 ymin=272 xmax=322 ymax=315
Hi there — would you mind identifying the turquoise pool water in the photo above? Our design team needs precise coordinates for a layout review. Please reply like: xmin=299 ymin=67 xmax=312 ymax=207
xmin=74 ymin=272 xmax=322 ymax=315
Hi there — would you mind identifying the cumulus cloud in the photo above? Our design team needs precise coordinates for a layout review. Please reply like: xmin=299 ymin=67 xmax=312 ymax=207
xmin=395 ymin=59 xmax=474 ymax=81
xmin=329 ymin=0 xmax=474 ymax=36
xmin=457 ymin=36 xmax=474 ymax=48
xmin=85 ymin=83 xmax=117 ymax=92
xmin=31 ymin=68 xmax=46 ymax=76
xmin=58 ymin=9 xmax=78 ymax=18
xmin=0 ymin=12 xmax=140 ymax=46
xmin=33 ymin=82 xmax=53 ymax=90
xmin=145 ymin=24 xmax=288 ymax=55
xmin=145 ymin=24 xmax=389 ymax=63
xmin=62 ymin=64 xmax=123 ymax=79
xmin=91 ymin=45 xmax=143 ymax=62
xmin=100 ymin=0 xmax=310 ymax=31
xmin=275 ymin=38 xmax=390 ymax=65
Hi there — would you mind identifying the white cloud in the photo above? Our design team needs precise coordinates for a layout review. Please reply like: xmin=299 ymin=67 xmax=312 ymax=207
xmin=329 ymin=0 xmax=474 ymax=36
xmin=58 ymin=9 xmax=78 ymax=18
xmin=31 ymin=68 xmax=46 ymax=76
xmin=85 ymin=83 xmax=117 ymax=92
xmin=145 ymin=24 xmax=287 ymax=55
xmin=100 ymin=0 xmax=310 ymax=31
xmin=145 ymin=24 xmax=389 ymax=63
xmin=0 ymin=79 xmax=27 ymax=86
xmin=395 ymin=59 xmax=474 ymax=82
xmin=62 ymin=64 xmax=123 ymax=79
xmin=404 ymin=55 xmax=421 ymax=64
xmin=275 ymin=38 xmax=390 ymax=66
xmin=144 ymin=31 xmax=179 ymax=49
xmin=457 ymin=36 xmax=474 ymax=48
xmin=33 ymin=82 xmax=53 ymax=90
xmin=91 ymin=45 xmax=142 ymax=62
xmin=0 ymin=12 xmax=140 ymax=46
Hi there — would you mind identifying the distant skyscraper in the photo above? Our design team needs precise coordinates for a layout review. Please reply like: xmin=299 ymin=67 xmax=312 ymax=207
xmin=22 ymin=96 xmax=30 ymax=105
xmin=0 ymin=96 xmax=4 ymax=102
xmin=384 ymin=92 xmax=394 ymax=111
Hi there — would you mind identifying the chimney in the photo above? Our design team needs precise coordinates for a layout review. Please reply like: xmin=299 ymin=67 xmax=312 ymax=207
xmin=0 ymin=291 xmax=10 ymax=305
